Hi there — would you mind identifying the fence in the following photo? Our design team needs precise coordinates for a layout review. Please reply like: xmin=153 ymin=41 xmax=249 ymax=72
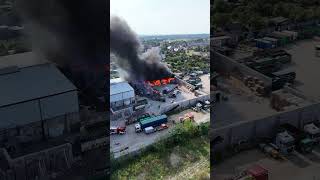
xmin=212 ymin=51 xmax=273 ymax=88
xmin=160 ymin=94 xmax=210 ymax=114
xmin=212 ymin=102 xmax=320 ymax=153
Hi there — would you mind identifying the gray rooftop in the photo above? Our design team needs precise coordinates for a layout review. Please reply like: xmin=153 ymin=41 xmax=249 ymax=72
xmin=0 ymin=52 xmax=48 ymax=69
xmin=110 ymin=81 xmax=134 ymax=95
xmin=0 ymin=63 xmax=77 ymax=107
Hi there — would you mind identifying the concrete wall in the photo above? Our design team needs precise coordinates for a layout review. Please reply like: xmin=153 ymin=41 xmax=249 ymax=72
xmin=110 ymin=106 xmax=133 ymax=121
xmin=0 ymin=143 xmax=74 ymax=180
xmin=160 ymin=94 xmax=210 ymax=114
xmin=81 ymin=136 xmax=107 ymax=152
xmin=212 ymin=51 xmax=273 ymax=88
xmin=212 ymin=102 xmax=320 ymax=152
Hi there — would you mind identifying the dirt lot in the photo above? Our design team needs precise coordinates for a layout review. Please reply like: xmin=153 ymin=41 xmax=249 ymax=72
xmin=213 ymin=77 xmax=277 ymax=128
xmin=213 ymin=146 xmax=320 ymax=180
xmin=200 ymin=74 xmax=210 ymax=94
xmin=285 ymin=39 xmax=320 ymax=100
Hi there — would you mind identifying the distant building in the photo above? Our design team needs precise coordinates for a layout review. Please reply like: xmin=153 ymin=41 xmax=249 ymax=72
xmin=110 ymin=78 xmax=135 ymax=120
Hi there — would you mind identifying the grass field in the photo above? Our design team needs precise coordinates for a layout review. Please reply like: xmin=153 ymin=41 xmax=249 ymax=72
xmin=110 ymin=122 xmax=210 ymax=180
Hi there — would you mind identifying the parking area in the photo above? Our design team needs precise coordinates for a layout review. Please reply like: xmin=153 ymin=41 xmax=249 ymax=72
xmin=285 ymin=39 xmax=320 ymax=100
xmin=213 ymin=146 xmax=320 ymax=180
xmin=110 ymin=109 xmax=210 ymax=158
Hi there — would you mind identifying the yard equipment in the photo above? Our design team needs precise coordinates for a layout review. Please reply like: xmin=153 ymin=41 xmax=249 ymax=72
xmin=304 ymin=123 xmax=320 ymax=144
xmin=279 ymin=123 xmax=314 ymax=153
xmin=179 ymin=112 xmax=194 ymax=123
xmin=259 ymin=143 xmax=285 ymax=160
xmin=275 ymin=130 xmax=295 ymax=154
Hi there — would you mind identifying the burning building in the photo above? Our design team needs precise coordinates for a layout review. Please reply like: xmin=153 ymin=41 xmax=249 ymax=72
xmin=129 ymin=77 xmax=178 ymax=102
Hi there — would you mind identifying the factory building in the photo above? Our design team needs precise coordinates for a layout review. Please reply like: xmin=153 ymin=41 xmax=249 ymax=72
xmin=110 ymin=78 xmax=135 ymax=120
xmin=0 ymin=54 xmax=80 ymax=142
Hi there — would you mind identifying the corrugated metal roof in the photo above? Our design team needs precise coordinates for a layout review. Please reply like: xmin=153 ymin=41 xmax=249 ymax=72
xmin=110 ymin=77 xmax=124 ymax=84
xmin=110 ymin=81 xmax=134 ymax=95
xmin=0 ymin=52 xmax=48 ymax=69
xmin=0 ymin=63 xmax=77 ymax=107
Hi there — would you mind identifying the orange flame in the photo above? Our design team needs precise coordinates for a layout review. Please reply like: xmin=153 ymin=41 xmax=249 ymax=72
xmin=146 ymin=77 xmax=175 ymax=86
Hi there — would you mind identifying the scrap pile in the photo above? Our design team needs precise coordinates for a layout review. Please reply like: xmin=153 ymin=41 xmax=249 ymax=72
xmin=270 ymin=89 xmax=306 ymax=111
xmin=243 ymin=76 xmax=267 ymax=97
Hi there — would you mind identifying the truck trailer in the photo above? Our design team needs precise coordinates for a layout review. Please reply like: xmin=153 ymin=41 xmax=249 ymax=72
xmin=135 ymin=115 xmax=168 ymax=132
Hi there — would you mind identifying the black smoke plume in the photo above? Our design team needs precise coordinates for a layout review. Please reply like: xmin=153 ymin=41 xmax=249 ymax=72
xmin=15 ymin=0 xmax=107 ymax=99
xmin=110 ymin=16 xmax=172 ymax=81
xmin=16 ymin=0 xmax=106 ymax=66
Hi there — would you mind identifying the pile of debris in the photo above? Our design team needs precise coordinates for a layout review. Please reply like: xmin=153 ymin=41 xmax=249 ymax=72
xmin=270 ymin=89 xmax=306 ymax=111
xmin=243 ymin=76 xmax=267 ymax=96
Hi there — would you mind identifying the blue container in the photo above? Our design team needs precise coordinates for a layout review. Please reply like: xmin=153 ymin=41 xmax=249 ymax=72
xmin=256 ymin=39 xmax=273 ymax=49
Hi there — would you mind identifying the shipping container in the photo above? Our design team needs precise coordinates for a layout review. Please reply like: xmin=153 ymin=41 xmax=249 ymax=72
xmin=256 ymin=39 xmax=274 ymax=49
xmin=139 ymin=114 xmax=168 ymax=129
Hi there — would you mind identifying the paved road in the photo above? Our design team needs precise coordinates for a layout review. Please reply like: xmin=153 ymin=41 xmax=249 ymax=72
xmin=111 ymin=112 xmax=210 ymax=159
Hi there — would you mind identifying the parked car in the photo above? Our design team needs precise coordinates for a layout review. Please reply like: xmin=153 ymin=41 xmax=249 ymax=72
xmin=156 ymin=124 xmax=169 ymax=131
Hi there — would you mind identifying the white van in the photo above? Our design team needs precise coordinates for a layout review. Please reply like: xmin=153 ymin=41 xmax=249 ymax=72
xmin=144 ymin=126 xmax=155 ymax=134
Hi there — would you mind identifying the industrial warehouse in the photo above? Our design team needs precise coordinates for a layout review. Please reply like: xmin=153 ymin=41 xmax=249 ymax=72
xmin=0 ymin=52 xmax=108 ymax=179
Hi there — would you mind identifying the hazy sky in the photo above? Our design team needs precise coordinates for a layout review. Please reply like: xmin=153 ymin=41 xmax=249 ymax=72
xmin=110 ymin=0 xmax=210 ymax=35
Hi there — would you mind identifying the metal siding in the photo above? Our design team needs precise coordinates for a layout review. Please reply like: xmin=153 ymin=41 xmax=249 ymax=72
xmin=122 ymin=90 xmax=134 ymax=99
xmin=110 ymin=90 xmax=134 ymax=103
xmin=40 ymin=91 xmax=79 ymax=119
xmin=0 ymin=100 xmax=41 ymax=129
xmin=110 ymin=93 xmax=122 ymax=102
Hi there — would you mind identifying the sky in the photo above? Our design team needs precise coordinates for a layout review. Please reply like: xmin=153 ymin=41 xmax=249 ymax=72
xmin=110 ymin=0 xmax=210 ymax=35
